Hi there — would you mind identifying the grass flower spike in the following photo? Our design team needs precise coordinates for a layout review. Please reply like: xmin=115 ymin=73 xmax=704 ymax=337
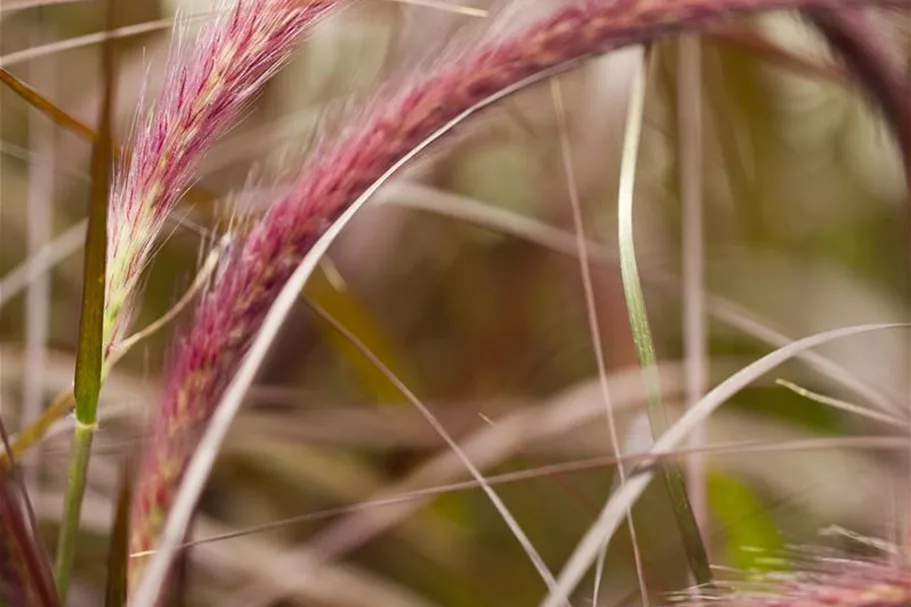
xmin=130 ymin=0 xmax=911 ymax=579
xmin=104 ymin=0 xmax=339 ymax=360
xmin=53 ymin=0 xmax=343 ymax=594
xmin=1 ymin=0 xmax=909 ymax=601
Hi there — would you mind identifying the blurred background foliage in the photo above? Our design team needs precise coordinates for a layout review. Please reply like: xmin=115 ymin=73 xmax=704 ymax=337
xmin=0 ymin=1 xmax=910 ymax=605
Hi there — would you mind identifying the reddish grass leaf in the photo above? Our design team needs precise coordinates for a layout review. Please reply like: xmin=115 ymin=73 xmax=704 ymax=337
xmin=0 ymin=416 xmax=59 ymax=607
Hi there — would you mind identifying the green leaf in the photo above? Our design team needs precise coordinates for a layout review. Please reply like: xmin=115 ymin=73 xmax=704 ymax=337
xmin=55 ymin=0 xmax=118 ymax=598
xmin=72 ymin=19 xmax=115 ymax=426
xmin=615 ymin=46 xmax=712 ymax=586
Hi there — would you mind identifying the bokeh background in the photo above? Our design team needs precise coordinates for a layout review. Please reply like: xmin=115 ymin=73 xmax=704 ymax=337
xmin=1 ymin=1 xmax=910 ymax=605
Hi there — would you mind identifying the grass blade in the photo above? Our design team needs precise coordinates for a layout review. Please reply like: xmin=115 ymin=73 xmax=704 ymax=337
xmin=615 ymin=46 xmax=711 ymax=586
xmin=0 ymin=68 xmax=95 ymax=142
xmin=0 ymin=475 xmax=57 ymax=607
xmin=71 ymin=10 xmax=115 ymax=428
xmin=678 ymin=29 xmax=709 ymax=571
xmin=105 ymin=461 xmax=133 ymax=607
xmin=550 ymin=76 xmax=648 ymax=605
xmin=0 ymin=416 xmax=60 ymax=607
xmin=308 ymin=300 xmax=555 ymax=590
xmin=541 ymin=322 xmax=908 ymax=607
xmin=54 ymin=0 xmax=117 ymax=598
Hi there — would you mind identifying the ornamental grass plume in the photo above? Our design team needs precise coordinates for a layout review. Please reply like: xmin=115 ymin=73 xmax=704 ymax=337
xmin=129 ymin=0 xmax=911 ymax=582
xmin=103 ymin=0 xmax=340 ymax=361
xmin=681 ymin=551 xmax=911 ymax=607
xmin=0 ymin=0 xmax=344 ymax=470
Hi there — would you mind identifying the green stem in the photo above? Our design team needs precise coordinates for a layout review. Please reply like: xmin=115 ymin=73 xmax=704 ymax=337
xmin=616 ymin=47 xmax=713 ymax=587
xmin=55 ymin=422 xmax=96 ymax=599
xmin=54 ymin=1 xmax=116 ymax=598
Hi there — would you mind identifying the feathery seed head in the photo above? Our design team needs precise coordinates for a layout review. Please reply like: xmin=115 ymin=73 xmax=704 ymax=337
xmin=103 ymin=0 xmax=338 ymax=360
xmin=678 ymin=552 xmax=911 ymax=607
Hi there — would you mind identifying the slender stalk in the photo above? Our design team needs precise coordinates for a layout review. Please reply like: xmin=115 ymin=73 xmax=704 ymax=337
xmin=0 ymin=67 xmax=95 ymax=141
xmin=615 ymin=47 xmax=712 ymax=585
xmin=550 ymin=76 xmax=650 ymax=605
xmin=54 ymin=422 xmax=94 ymax=600
xmin=677 ymin=30 xmax=708 ymax=568
xmin=54 ymin=0 xmax=116 ymax=594
xmin=0 ymin=389 xmax=74 ymax=469
xmin=23 ymin=22 xmax=55 ymax=488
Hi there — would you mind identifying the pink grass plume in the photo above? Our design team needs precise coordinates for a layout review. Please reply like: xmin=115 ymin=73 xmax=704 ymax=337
xmin=129 ymin=0 xmax=911 ymax=588
xmin=681 ymin=551 xmax=911 ymax=607
xmin=103 ymin=0 xmax=340 ymax=360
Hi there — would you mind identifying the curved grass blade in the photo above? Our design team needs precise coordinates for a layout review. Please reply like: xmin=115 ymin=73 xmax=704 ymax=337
xmin=539 ymin=322 xmax=908 ymax=607
xmin=55 ymin=0 xmax=117 ymax=598
xmin=678 ymin=29 xmax=710 ymax=578
xmin=616 ymin=47 xmax=711 ymax=586
xmin=130 ymin=2 xmax=911 ymax=586
xmin=127 ymin=61 xmax=587 ymax=607
xmin=550 ymin=76 xmax=649 ymax=605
